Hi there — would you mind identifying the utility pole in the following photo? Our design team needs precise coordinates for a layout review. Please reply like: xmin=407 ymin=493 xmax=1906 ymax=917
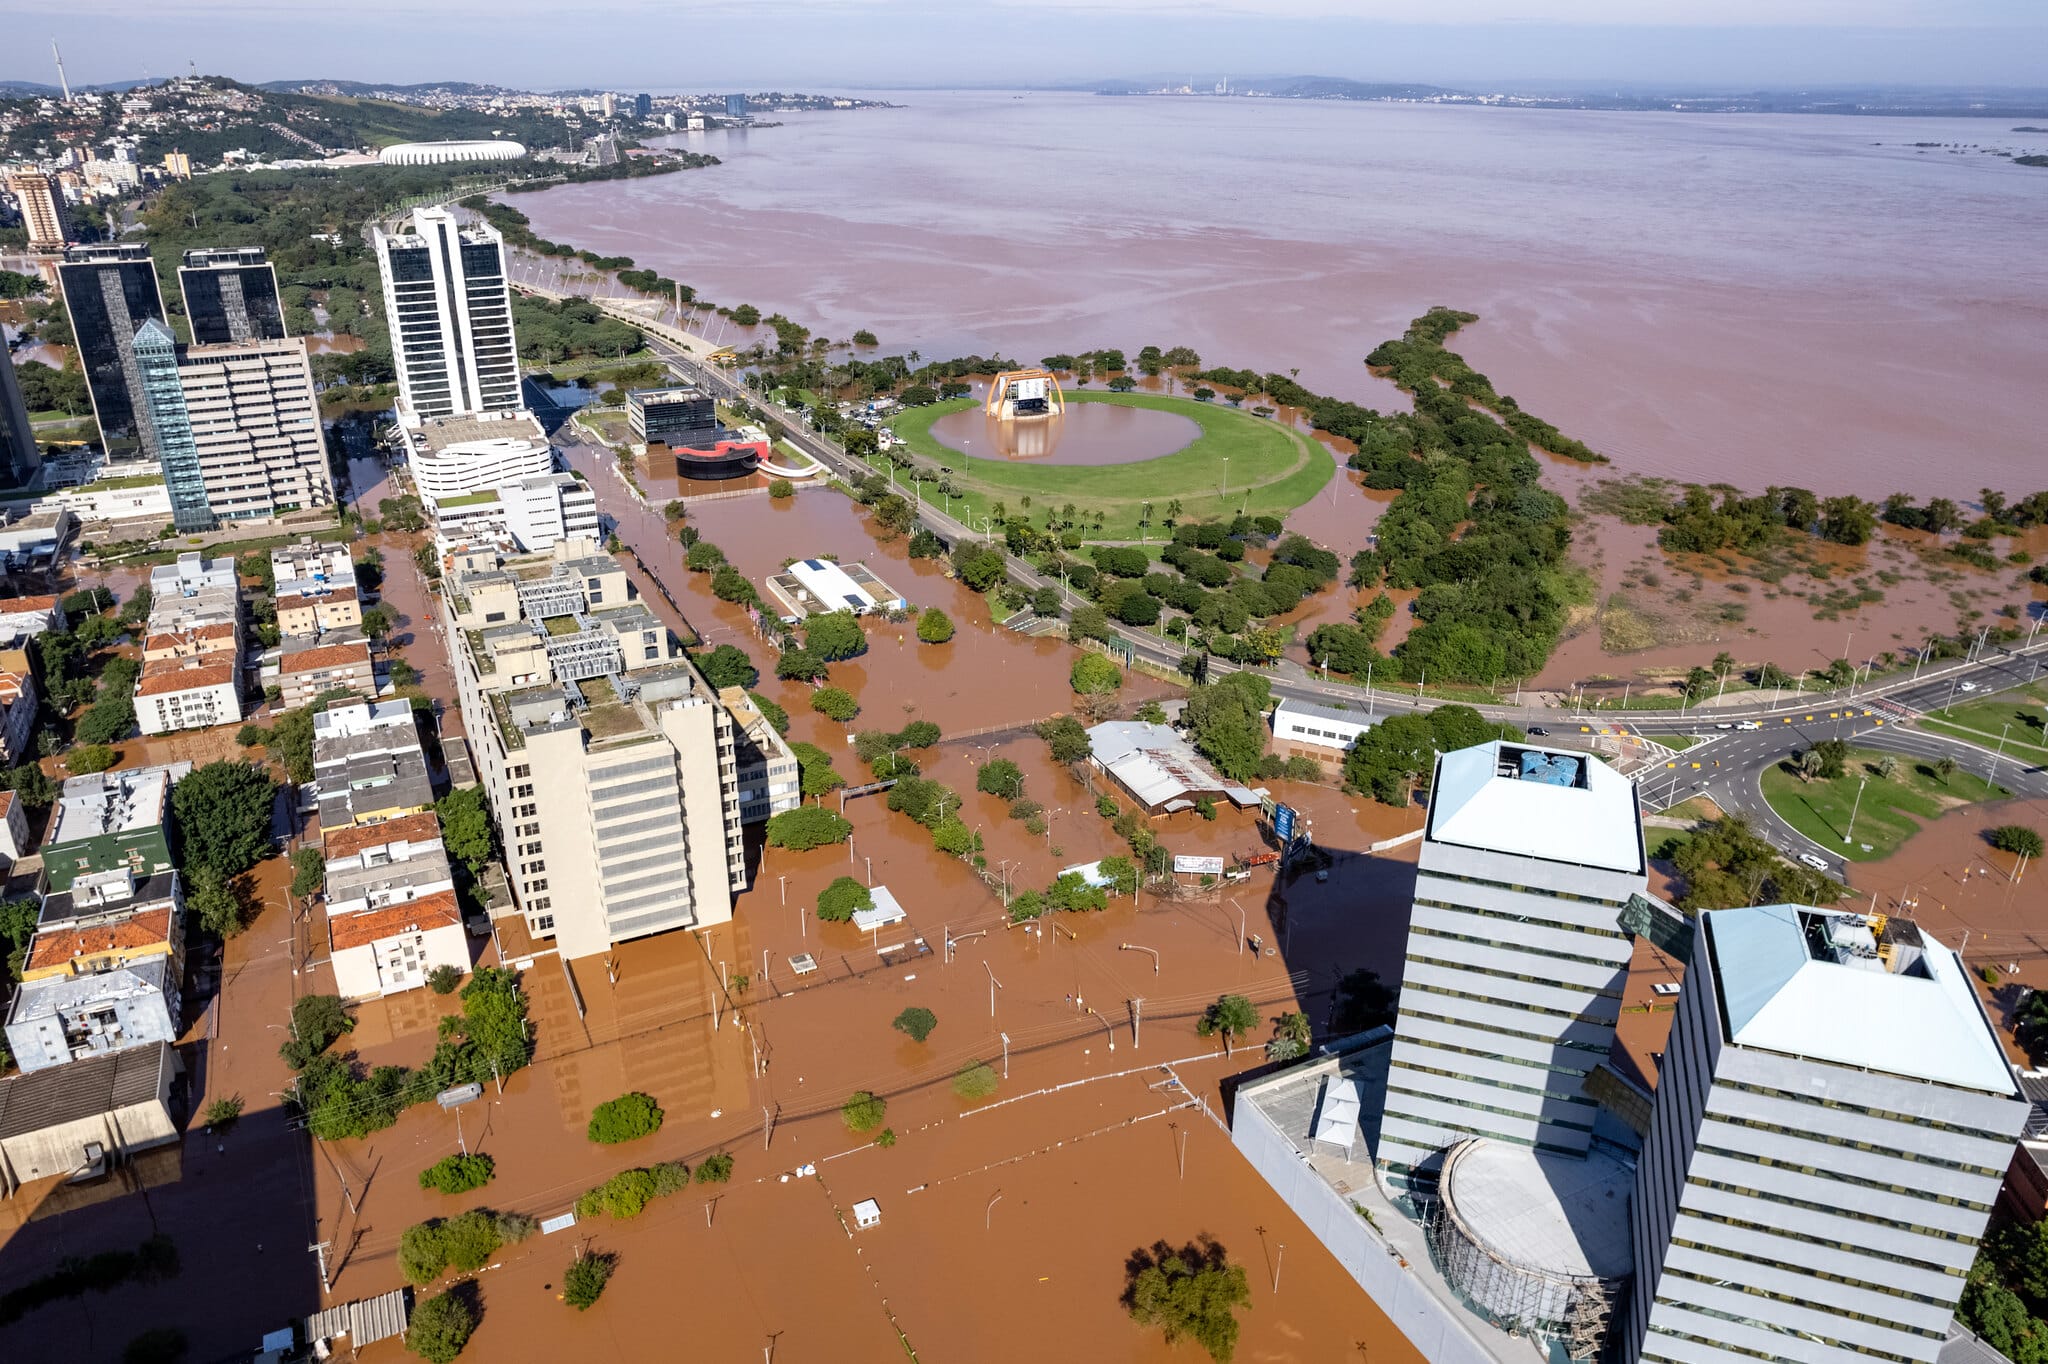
xmin=310 ymin=1241 xmax=332 ymax=1295
xmin=1844 ymin=776 xmax=1867 ymax=846
xmin=1170 ymin=1120 xmax=1187 ymax=1180
xmin=1000 ymin=1031 xmax=1011 ymax=1079
xmin=1131 ymin=997 xmax=1143 ymax=1048
xmin=1272 ymin=1243 xmax=1286 ymax=1295
xmin=984 ymin=961 xmax=1002 ymax=1017
xmin=763 ymin=1104 xmax=776 ymax=1151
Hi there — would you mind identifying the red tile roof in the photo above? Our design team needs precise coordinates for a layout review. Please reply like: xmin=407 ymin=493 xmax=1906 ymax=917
xmin=327 ymin=890 xmax=461 ymax=953
xmin=136 ymin=660 xmax=237 ymax=695
xmin=25 ymin=906 xmax=176 ymax=974
xmin=322 ymin=810 xmax=442 ymax=861
xmin=280 ymin=641 xmax=373 ymax=674
xmin=0 ymin=595 xmax=60 ymax=614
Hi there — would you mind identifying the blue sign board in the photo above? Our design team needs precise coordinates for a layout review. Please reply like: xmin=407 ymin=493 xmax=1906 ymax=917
xmin=1273 ymin=804 xmax=1296 ymax=843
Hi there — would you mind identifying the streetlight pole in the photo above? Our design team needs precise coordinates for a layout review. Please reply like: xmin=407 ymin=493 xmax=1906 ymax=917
xmin=1844 ymin=776 xmax=1868 ymax=846
xmin=984 ymin=961 xmax=1002 ymax=1017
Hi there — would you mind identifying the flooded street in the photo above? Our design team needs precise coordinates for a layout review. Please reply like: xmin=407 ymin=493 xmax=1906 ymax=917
xmin=518 ymin=93 xmax=2048 ymax=499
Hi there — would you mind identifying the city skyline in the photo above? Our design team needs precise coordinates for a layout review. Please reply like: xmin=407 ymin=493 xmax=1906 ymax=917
xmin=3 ymin=3 xmax=2047 ymax=90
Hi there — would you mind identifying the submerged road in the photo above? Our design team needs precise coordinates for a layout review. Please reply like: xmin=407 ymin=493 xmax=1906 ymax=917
xmin=524 ymin=319 xmax=2048 ymax=891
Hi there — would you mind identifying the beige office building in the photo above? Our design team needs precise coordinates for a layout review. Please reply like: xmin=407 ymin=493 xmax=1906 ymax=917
xmin=7 ymin=172 xmax=70 ymax=251
xmin=443 ymin=539 xmax=745 ymax=959
xmin=176 ymin=338 xmax=332 ymax=522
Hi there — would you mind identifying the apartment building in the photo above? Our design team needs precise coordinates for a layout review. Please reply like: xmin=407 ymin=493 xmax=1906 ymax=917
xmin=717 ymin=686 xmax=801 ymax=824
xmin=174 ymin=336 xmax=332 ymax=521
xmin=0 ymin=670 xmax=35 ymax=767
xmin=0 ymin=336 xmax=40 ymax=489
xmin=444 ymin=540 xmax=745 ymax=959
xmin=276 ymin=632 xmax=376 ymax=708
xmin=322 ymin=811 xmax=466 ymax=999
xmin=271 ymin=540 xmax=361 ymax=637
xmin=5 ymin=868 xmax=184 ymax=1072
xmin=134 ymin=554 xmax=242 ymax=734
xmin=7 ymin=171 xmax=70 ymax=250
xmin=41 ymin=765 xmax=183 ymax=890
xmin=1627 ymin=904 xmax=2025 ymax=1364
xmin=1379 ymin=741 xmax=1647 ymax=1183
xmin=373 ymin=207 xmax=521 ymax=425
xmin=312 ymin=700 xmax=433 ymax=830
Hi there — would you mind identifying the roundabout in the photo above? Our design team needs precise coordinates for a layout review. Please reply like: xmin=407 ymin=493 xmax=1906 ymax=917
xmin=885 ymin=390 xmax=1333 ymax=539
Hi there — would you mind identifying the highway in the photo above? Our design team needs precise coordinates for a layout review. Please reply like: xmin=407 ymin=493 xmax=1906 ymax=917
xmin=531 ymin=316 xmax=2048 ymax=887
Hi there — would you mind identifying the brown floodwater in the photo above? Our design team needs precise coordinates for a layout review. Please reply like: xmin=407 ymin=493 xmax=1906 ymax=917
xmin=513 ymin=92 xmax=2047 ymax=500
xmin=927 ymin=401 xmax=1200 ymax=465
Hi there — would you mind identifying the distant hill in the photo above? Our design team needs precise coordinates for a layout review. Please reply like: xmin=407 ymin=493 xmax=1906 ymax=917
xmin=259 ymin=79 xmax=517 ymax=97
xmin=1266 ymin=76 xmax=1461 ymax=100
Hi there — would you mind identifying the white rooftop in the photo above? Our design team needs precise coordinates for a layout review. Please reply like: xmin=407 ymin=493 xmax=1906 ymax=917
xmin=786 ymin=559 xmax=878 ymax=615
xmin=1087 ymin=720 xmax=1260 ymax=810
xmin=1440 ymin=1140 xmax=1635 ymax=1280
xmin=1705 ymin=903 xmax=2016 ymax=1096
xmin=851 ymin=885 xmax=908 ymax=933
xmin=1428 ymin=741 xmax=1642 ymax=874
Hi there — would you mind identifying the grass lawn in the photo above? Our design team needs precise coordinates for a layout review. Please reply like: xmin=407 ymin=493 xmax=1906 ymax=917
xmin=1655 ymin=733 xmax=1705 ymax=752
xmin=885 ymin=391 xmax=1331 ymax=541
xmin=1760 ymin=747 xmax=2010 ymax=861
xmin=1920 ymin=683 xmax=2048 ymax=764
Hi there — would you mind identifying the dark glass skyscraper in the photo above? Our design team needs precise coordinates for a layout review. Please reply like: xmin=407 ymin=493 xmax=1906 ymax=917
xmin=178 ymin=246 xmax=287 ymax=344
xmin=58 ymin=243 xmax=167 ymax=453
xmin=0 ymin=353 xmax=39 ymax=489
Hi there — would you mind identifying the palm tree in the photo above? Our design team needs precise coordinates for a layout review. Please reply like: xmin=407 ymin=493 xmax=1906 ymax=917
xmin=1935 ymin=756 xmax=1958 ymax=784
xmin=1876 ymin=754 xmax=1901 ymax=781
xmin=1798 ymin=749 xmax=1827 ymax=781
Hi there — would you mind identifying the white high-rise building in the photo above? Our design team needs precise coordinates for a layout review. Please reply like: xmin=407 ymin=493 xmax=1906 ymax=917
xmin=1626 ymin=904 xmax=2024 ymax=1364
xmin=177 ymin=338 xmax=332 ymax=521
xmin=373 ymin=207 xmax=523 ymax=426
xmin=1379 ymin=741 xmax=1647 ymax=1182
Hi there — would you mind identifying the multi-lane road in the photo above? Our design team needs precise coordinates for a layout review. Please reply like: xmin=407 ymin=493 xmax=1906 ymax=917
xmin=535 ymin=318 xmax=2048 ymax=886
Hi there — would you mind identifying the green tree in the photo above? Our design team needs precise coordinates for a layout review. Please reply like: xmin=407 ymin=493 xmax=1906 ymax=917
xmin=892 ymin=1007 xmax=938 ymax=1042
xmin=1990 ymin=825 xmax=2046 ymax=859
xmin=931 ymin=815 xmax=979 ymax=857
xmin=1036 ymin=715 xmax=1091 ymax=764
xmin=915 ymin=607 xmax=955 ymax=644
xmin=685 ymin=540 xmax=727 ymax=572
xmin=811 ymin=687 xmax=859 ymax=721
xmin=563 ymin=1250 xmax=617 ymax=1310
xmin=953 ymin=1061 xmax=999 ymax=1100
xmin=405 ymin=1289 xmax=477 ymax=1363
xmin=1875 ymin=754 xmax=1901 ymax=780
xmin=790 ymin=742 xmax=844 ymax=799
xmin=1935 ymin=756 xmax=1958 ymax=784
xmin=76 ymin=696 xmax=135 ymax=745
xmin=435 ymin=787 xmax=495 ymax=875
xmin=775 ymin=645 xmax=829 ymax=682
xmin=766 ymin=806 xmax=854 ymax=850
xmin=1123 ymin=1237 xmax=1251 ymax=1363
xmin=1071 ymin=653 xmax=1122 ymax=696
xmin=842 ymin=1090 xmax=887 ymax=1132
xmin=67 ymin=743 xmax=119 ymax=774
xmin=289 ymin=847 xmax=325 ymax=899
xmin=976 ymin=758 xmax=1025 ymax=799
xmin=1196 ymin=994 xmax=1260 ymax=1054
xmin=587 ymin=1092 xmax=664 ymax=1144
xmin=697 ymin=644 xmax=756 ymax=689
xmin=694 ymin=1152 xmax=735 ymax=1183
xmin=1180 ymin=672 xmax=1271 ymax=782
xmin=818 ymin=876 xmax=872 ymax=922
xmin=187 ymin=866 xmax=246 ymax=940
xmin=804 ymin=610 xmax=868 ymax=661
xmin=1069 ymin=604 xmax=1112 ymax=643
xmin=419 ymin=1153 xmax=495 ymax=1195
xmin=171 ymin=761 xmax=278 ymax=878
xmin=427 ymin=964 xmax=464 ymax=995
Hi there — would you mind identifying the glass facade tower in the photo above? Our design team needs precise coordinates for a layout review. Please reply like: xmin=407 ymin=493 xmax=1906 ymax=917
xmin=178 ymin=246 xmax=288 ymax=344
xmin=58 ymin=243 xmax=168 ymax=453
xmin=132 ymin=320 xmax=214 ymax=532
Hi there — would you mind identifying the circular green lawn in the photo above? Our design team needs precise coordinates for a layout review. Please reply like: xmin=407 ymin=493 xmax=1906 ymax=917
xmin=886 ymin=390 xmax=1331 ymax=538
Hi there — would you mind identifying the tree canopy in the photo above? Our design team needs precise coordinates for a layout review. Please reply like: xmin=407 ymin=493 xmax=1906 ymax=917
xmin=818 ymin=876 xmax=873 ymax=922
xmin=1123 ymin=1237 xmax=1251 ymax=1363
xmin=1181 ymin=672 xmax=1272 ymax=782
xmin=172 ymin=761 xmax=278 ymax=878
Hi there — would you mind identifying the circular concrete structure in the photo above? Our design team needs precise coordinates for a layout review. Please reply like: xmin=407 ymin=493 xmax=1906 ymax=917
xmin=926 ymin=401 xmax=1200 ymax=465
xmin=1426 ymin=1139 xmax=1632 ymax=1358
xmin=379 ymin=140 xmax=528 ymax=166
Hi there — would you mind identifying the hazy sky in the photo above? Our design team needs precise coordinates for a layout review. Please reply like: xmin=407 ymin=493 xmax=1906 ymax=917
xmin=5 ymin=1 xmax=2045 ymax=90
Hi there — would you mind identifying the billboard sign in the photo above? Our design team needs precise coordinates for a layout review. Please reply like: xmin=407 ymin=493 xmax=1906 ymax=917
xmin=1173 ymin=855 xmax=1226 ymax=875
xmin=1272 ymin=804 xmax=1297 ymax=843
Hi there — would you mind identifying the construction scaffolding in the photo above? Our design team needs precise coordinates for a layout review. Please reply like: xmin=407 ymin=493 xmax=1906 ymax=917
xmin=1421 ymin=1142 xmax=1628 ymax=1362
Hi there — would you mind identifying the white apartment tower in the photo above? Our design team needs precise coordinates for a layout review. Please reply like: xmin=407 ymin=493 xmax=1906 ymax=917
xmin=1379 ymin=742 xmax=1647 ymax=1181
xmin=177 ymin=338 xmax=332 ymax=520
xmin=373 ymin=207 xmax=523 ymax=425
xmin=1626 ymin=905 xmax=2024 ymax=1364
xmin=7 ymin=172 xmax=70 ymax=251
